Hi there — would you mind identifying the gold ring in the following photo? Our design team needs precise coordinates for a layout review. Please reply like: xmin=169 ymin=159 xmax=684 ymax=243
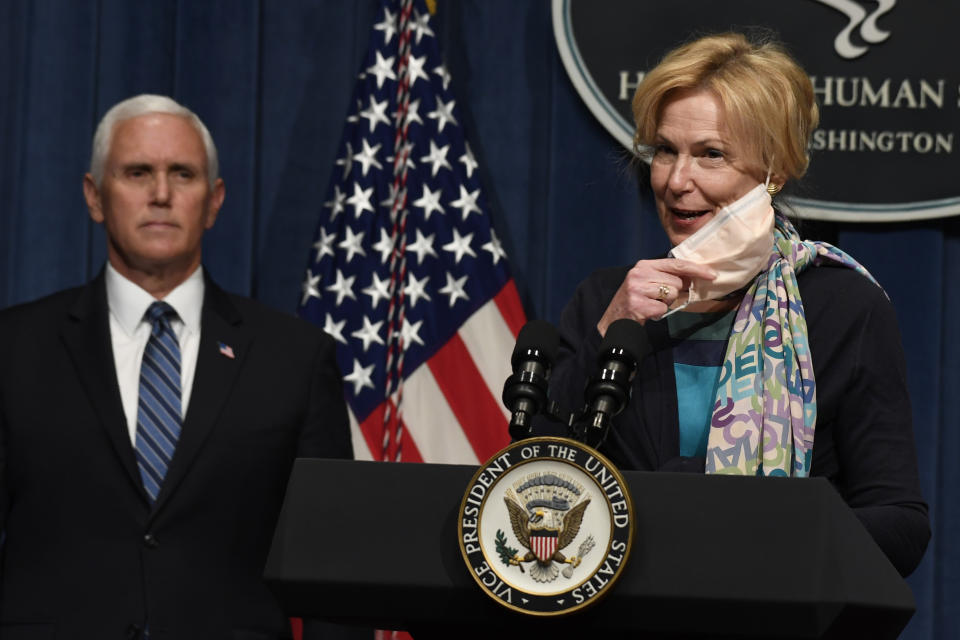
xmin=656 ymin=283 xmax=670 ymax=301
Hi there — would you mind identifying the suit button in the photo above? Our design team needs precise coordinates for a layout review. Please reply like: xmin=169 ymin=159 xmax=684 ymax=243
xmin=143 ymin=533 xmax=159 ymax=548
xmin=126 ymin=623 xmax=142 ymax=639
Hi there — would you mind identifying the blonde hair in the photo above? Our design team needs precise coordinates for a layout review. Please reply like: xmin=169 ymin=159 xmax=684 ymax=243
xmin=632 ymin=32 xmax=818 ymax=182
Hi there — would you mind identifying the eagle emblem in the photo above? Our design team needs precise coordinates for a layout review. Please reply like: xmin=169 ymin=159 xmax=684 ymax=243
xmin=459 ymin=437 xmax=634 ymax=615
xmin=496 ymin=472 xmax=594 ymax=582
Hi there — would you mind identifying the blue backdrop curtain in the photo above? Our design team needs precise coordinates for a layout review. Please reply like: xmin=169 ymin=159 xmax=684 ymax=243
xmin=0 ymin=2 xmax=956 ymax=638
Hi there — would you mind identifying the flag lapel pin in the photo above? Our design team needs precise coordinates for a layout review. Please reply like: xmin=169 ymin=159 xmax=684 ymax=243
xmin=218 ymin=342 xmax=236 ymax=359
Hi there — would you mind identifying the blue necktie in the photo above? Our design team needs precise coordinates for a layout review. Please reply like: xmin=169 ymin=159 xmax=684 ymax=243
xmin=135 ymin=301 xmax=182 ymax=503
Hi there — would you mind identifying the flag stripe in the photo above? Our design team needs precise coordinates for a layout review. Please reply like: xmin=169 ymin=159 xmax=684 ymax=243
xmin=348 ymin=408 xmax=374 ymax=461
xmin=493 ymin=279 xmax=526 ymax=338
xmin=358 ymin=403 xmax=425 ymax=463
xmin=457 ymin=298 xmax=514 ymax=422
xmin=350 ymin=364 xmax=485 ymax=464
xmin=400 ymin=363 xmax=479 ymax=463
xmin=355 ymin=405 xmax=388 ymax=463
xmin=427 ymin=333 xmax=509 ymax=462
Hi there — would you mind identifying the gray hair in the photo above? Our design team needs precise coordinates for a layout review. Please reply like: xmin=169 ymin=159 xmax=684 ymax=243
xmin=89 ymin=94 xmax=219 ymax=188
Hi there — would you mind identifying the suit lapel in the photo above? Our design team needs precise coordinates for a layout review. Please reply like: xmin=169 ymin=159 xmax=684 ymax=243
xmin=152 ymin=279 xmax=252 ymax=514
xmin=59 ymin=273 xmax=146 ymax=497
xmin=637 ymin=319 xmax=680 ymax=467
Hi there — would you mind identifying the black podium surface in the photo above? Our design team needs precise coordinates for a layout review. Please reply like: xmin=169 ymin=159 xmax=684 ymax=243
xmin=264 ymin=459 xmax=914 ymax=639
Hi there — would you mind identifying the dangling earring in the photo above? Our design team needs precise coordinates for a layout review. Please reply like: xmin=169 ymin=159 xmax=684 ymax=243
xmin=767 ymin=182 xmax=783 ymax=196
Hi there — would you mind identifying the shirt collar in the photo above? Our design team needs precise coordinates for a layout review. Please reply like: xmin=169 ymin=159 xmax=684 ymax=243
xmin=105 ymin=263 xmax=205 ymax=337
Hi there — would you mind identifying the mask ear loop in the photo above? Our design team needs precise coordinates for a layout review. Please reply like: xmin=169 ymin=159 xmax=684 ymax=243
xmin=765 ymin=159 xmax=782 ymax=196
xmin=659 ymin=303 xmax=687 ymax=319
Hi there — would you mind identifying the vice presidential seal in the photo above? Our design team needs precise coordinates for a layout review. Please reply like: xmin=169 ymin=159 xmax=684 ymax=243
xmin=458 ymin=437 xmax=633 ymax=616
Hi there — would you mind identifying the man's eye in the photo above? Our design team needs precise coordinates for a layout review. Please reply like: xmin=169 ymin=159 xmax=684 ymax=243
xmin=705 ymin=148 xmax=724 ymax=159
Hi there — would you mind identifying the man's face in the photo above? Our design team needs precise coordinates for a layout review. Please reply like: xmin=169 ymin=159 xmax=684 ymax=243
xmin=84 ymin=113 xmax=224 ymax=281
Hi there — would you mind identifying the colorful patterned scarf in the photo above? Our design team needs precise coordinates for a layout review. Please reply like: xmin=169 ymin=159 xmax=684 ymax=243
xmin=704 ymin=215 xmax=879 ymax=477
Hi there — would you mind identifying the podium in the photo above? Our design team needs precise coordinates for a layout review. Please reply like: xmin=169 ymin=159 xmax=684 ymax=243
xmin=264 ymin=459 xmax=914 ymax=639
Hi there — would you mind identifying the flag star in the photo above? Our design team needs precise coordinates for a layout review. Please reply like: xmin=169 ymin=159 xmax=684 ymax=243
xmin=420 ymin=140 xmax=451 ymax=177
xmin=353 ymin=138 xmax=383 ymax=176
xmin=438 ymin=272 xmax=470 ymax=307
xmin=450 ymin=185 xmax=482 ymax=220
xmin=387 ymin=141 xmax=416 ymax=171
xmin=346 ymin=182 xmax=374 ymax=218
xmin=372 ymin=228 xmax=395 ymax=264
xmin=322 ymin=313 xmax=347 ymax=345
xmin=373 ymin=6 xmax=397 ymax=44
xmin=343 ymin=358 xmax=375 ymax=395
xmin=325 ymin=268 xmax=357 ymax=306
xmin=359 ymin=96 xmax=390 ymax=133
xmin=412 ymin=184 xmax=444 ymax=220
xmin=404 ymin=273 xmax=431 ymax=308
xmin=395 ymin=98 xmax=424 ymax=128
xmin=366 ymin=50 xmax=396 ymax=89
xmin=482 ymin=228 xmax=508 ymax=265
xmin=337 ymin=226 xmax=367 ymax=262
xmin=323 ymin=184 xmax=346 ymax=221
xmin=433 ymin=64 xmax=451 ymax=90
xmin=398 ymin=317 xmax=425 ymax=351
xmin=427 ymin=98 xmax=458 ymax=134
xmin=312 ymin=227 xmax=337 ymax=262
xmin=406 ymin=228 xmax=438 ymax=265
xmin=380 ymin=182 xmax=400 ymax=212
xmin=411 ymin=9 xmax=435 ymax=44
xmin=300 ymin=270 xmax=321 ymax=306
xmin=459 ymin=143 xmax=479 ymax=178
xmin=335 ymin=142 xmax=354 ymax=180
xmin=442 ymin=228 xmax=477 ymax=264
xmin=362 ymin=271 xmax=391 ymax=309
xmin=406 ymin=54 xmax=430 ymax=87
xmin=351 ymin=316 xmax=385 ymax=352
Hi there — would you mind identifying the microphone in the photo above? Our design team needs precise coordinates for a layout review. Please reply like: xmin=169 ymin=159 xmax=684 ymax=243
xmin=502 ymin=320 xmax=560 ymax=441
xmin=581 ymin=319 xmax=649 ymax=447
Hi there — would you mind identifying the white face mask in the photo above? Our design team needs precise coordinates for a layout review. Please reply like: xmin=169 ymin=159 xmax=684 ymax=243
xmin=666 ymin=181 xmax=774 ymax=313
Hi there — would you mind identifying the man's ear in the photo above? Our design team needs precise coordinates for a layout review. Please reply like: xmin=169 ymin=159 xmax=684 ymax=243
xmin=83 ymin=174 xmax=104 ymax=224
xmin=204 ymin=178 xmax=225 ymax=230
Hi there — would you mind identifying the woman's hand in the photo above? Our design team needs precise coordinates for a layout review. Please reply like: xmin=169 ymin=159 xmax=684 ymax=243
xmin=596 ymin=258 xmax=717 ymax=336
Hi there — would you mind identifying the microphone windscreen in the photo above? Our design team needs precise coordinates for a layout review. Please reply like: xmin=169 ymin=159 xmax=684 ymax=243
xmin=511 ymin=320 xmax=560 ymax=367
xmin=598 ymin=319 xmax=649 ymax=365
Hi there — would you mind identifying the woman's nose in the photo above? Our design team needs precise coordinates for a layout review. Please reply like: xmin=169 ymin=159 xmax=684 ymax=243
xmin=667 ymin=155 xmax=693 ymax=193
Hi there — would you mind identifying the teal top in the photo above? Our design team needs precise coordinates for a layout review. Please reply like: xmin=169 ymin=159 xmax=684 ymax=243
xmin=666 ymin=309 xmax=736 ymax=457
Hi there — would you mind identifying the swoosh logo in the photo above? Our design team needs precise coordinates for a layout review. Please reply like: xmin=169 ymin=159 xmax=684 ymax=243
xmin=812 ymin=0 xmax=896 ymax=59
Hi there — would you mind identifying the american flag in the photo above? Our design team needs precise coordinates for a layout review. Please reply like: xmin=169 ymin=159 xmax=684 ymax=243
xmin=298 ymin=0 xmax=525 ymax=465
xmin=217 ymin=342 xmax=235 ymax=360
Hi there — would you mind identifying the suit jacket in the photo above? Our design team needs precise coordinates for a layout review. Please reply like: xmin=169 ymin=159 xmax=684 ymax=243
xmin=536 ymin=263 xmax=930 ymax=577
xmin=0 ymin=271 xmax=353 ymax=640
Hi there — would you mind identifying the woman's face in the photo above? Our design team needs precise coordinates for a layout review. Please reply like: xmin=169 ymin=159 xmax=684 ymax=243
xmin=650 ymin=87 xmax=761 ymax=247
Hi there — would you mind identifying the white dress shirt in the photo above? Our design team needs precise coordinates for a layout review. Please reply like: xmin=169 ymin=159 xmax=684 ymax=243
xmin=105 ymin=263 xmax=204 ymax=446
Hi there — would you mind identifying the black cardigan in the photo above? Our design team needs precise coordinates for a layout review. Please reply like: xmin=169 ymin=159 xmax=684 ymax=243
xmin=535 ymin=263 xmax=930 ymax=577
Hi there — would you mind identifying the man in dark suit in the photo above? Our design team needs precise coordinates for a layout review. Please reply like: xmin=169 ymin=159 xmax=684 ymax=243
xmin=0 ymin=95 xmax=353 ymax=639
